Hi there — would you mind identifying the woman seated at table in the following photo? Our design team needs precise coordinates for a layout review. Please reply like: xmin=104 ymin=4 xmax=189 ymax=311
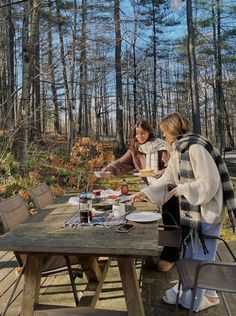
xmin=99 ymin=120 xmax=180 ymax=272
xmin=131 ymin=112 xmax=236 ymax=312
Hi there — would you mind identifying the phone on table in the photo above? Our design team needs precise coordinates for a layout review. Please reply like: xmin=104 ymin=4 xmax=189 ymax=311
xmin=115 ymin=223 xmax=135 ymax=233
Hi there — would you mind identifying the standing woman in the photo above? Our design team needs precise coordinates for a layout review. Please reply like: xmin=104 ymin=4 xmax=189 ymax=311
xmin=131 ymin=112 xmax=236 ymax=312
xmin=100 ymin=120 xmax=180 ymax=272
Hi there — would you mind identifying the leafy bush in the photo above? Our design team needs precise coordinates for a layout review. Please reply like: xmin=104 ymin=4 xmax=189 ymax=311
xmin=0 ymin=137 xmax=115 ymax=200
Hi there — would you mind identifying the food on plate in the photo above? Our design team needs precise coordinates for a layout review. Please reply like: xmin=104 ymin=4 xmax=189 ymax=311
xmin=139 ymin=169 xmax=156 ymax=176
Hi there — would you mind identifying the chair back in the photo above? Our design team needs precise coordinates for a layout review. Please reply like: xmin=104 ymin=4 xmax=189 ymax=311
xmin=176 ymin=236 xmax=236 ymax=315
xmin=29 ymin=182 xmax=54 ymax=210
xmin=0 ymin=195 xmax=30 ymax=232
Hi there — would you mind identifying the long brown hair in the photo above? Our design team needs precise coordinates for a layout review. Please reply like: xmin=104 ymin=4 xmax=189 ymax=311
xmin=130 ymin=121 xmax=155 ymax=153
xmin=160 ymin=112 xmax=192 ymax=137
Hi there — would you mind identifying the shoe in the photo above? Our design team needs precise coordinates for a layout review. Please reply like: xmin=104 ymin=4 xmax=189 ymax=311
xmin=162 ymin=288 xmax=177 ymax=305
xmin=157 ymin=260 xmax=174 ymax=272
xmin=198 ymin=296 xmax=220 ymax=311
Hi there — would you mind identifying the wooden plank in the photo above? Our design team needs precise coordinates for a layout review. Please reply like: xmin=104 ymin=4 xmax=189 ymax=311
xmin=34 ymin=307 xmax=127 ymax=315
xmin=90 ymin=258 xmax=112 ymax=308
xmin=22 ymin=254 xmax=43 ymax=316
xmin=118 ymin=258 xmax=144 ymax=316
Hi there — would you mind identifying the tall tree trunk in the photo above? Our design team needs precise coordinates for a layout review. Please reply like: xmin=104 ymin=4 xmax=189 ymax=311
xmin=186 ymin=0 xmax=201 ymax=133
xmin=47 ymin=0 xmax=60 ymax=134
xmin=132 ymin=43 xmax=137 ymax=124
xmin=31 ymin=0 xmax=41 ymax=140
xmin=78 ymin=0 xmax=88 ymax=135
xmin=151 ymin=0 xmax=157 ymax=129
xmin=213 ymin=0 xmax=234 ymax=150
xmin=131 ymin=0 xmax=138 ymax=124
xmin=18 ymin=1 xmax=32 ymax=172
xmin=114 ymin=0 xmax=125 ymax=151
xmin=5 ymin=0 xmax=14 ymax=132
xmin=71 ymin=0 xmax=78 ymax=135
xmin=56 ymin=0 xmax=74 ymax=155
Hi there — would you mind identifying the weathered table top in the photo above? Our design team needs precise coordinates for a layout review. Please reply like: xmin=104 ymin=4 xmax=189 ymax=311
xmin=0 ymin=196 xmax=159 ymax=257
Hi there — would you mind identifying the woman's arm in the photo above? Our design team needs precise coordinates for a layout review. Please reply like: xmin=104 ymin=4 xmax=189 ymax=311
xmin=103 ymin=150 xmax=136 ymax=176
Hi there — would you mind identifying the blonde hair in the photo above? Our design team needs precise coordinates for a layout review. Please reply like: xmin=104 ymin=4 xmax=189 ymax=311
xmin=160 ymin=112 xmax=192 ymax=137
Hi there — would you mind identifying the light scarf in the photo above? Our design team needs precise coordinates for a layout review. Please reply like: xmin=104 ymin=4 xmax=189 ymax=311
xmin=138 ymin=138 xmax=168 ymax=171
xmin=175 ymin=134 xmax=236 ymax=233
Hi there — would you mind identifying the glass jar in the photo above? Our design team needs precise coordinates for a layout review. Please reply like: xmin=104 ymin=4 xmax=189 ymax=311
xmin=79 ymin=192 xmax=92 ymax=210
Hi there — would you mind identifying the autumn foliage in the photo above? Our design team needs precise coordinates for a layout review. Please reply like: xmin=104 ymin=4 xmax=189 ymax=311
xmin=0 ymin=137 xmax=115 ymax=202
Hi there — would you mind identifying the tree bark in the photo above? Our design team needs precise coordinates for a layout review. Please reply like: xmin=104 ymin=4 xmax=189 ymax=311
xmin=47 ymin=0 xmax=60 ymax=134
xmin=78 ymin=0 xmax=89 ymax=136
xmin=186 ymin=0 xmax=201 ymax=134
xmin=151 ymin=0 xmax=158 ymax=129
xmin=114 ymin=0 xmax=125 ymax=151
xmin=5 ymin=0 xmax=15 ymax=132
xmin=213 ymin=0 xmax=234 ymax=150
xmin=18 ymin=1 xmax=32 ymax=172
xmin=31 ymin=0 xmax=41 ymax=140
xmin=55 ymin=0 xmax=74 ymax=155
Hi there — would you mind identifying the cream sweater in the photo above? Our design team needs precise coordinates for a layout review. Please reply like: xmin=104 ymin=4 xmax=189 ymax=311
xmin=142 ymin=144 xmax=224 ymax=224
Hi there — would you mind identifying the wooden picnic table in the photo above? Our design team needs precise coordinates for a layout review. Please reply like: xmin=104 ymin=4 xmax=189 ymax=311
xmin=0 ymin=195 xmax=159 ymax=316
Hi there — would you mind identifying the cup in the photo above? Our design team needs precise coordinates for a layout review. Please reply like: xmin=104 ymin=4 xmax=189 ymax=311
xmin=112 ymin=204 xmax=125 ymax=219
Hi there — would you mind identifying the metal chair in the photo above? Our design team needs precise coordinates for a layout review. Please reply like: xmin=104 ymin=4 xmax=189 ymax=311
xmin=0 ymin=195 xmax=80 ymax=315
xmin=139 ymin=225 xmax=182 ymax=285
xmin=176 ymin=236 xmax=236 ymax=316
xmin=28 ymin=182 xmax=54 ymax=210
xmin=158 ymin=224 xmax=182 ymax=248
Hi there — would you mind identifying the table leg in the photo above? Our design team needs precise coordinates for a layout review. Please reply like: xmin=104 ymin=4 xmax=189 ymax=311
xmin=117 ymin=258 xmax=145 ymax=316
xmin=22 ymin=254 xmax=43 ymax=316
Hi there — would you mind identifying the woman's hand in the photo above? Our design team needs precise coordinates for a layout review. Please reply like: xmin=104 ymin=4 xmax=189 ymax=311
xmin=131 ymin=192 xmax=146 ymax=203
xmin=169 ymin=187 xmax=178 ymax=197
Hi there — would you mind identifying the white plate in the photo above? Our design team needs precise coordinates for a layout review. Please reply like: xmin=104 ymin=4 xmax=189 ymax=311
xmin=126 ymin=211 xmax=161 ymax=223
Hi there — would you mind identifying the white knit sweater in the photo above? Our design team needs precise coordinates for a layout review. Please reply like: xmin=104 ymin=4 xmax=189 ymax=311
xmin=142 ymin=144 xmax=224 ymax=224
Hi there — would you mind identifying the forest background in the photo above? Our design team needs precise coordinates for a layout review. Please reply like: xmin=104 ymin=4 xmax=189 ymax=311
xmin=0 ymin=0 xmax=235 ymax=214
